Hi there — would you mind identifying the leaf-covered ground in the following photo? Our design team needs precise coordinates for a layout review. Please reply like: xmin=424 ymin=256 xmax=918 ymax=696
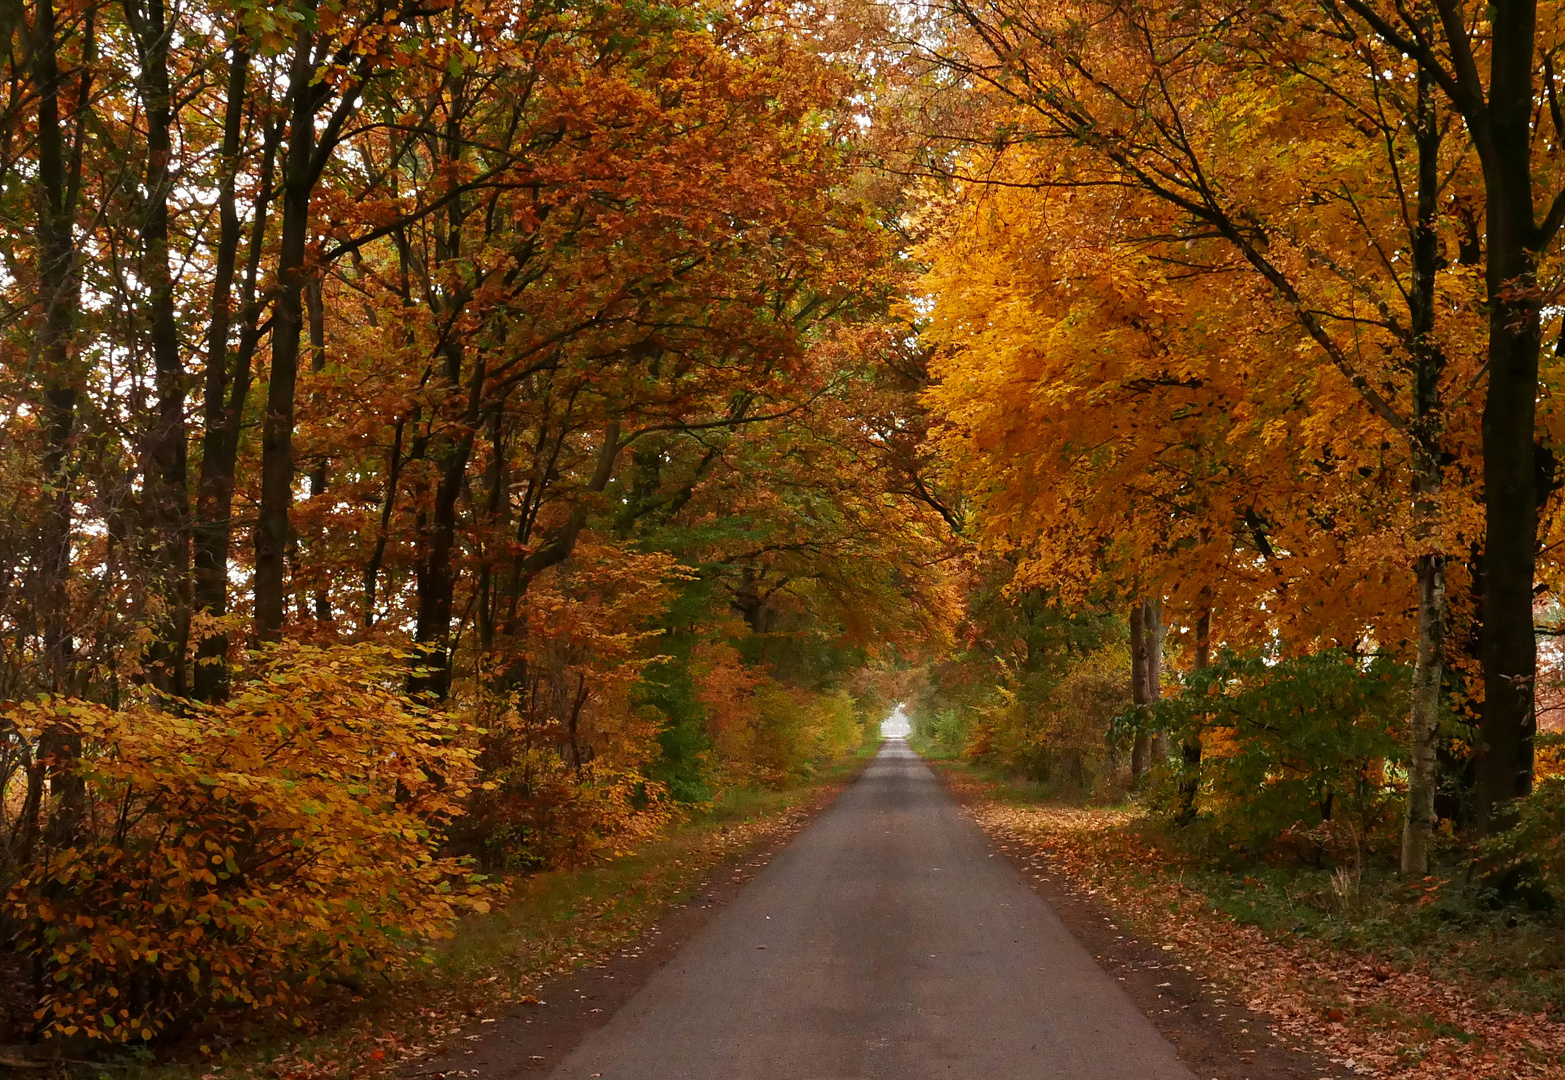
xmin=939 ymin=766 xmax=1565 ymax=1079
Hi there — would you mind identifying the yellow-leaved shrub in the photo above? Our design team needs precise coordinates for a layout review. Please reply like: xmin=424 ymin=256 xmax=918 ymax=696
xmin=4 ymin=643 xmax=489 ymax=1042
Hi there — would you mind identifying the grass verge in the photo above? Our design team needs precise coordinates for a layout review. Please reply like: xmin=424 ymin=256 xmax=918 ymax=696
xmin=88 ymin=741 xmax=879 ymax=1080
xmin=922 ymin=748 xmax=1565 ymax=1079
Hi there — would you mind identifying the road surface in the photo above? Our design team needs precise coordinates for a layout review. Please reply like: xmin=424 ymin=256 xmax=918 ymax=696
xmin=547 ymin=739 xmax=1194 ymax=1079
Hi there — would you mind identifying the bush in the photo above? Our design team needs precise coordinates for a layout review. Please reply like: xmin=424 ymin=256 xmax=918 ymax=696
xmin=912 ymin=706 xmax=970 ymax=756
xmin=1133 ymin=650 xmax=1408 ymax=863
xmin=1482 ymin=776 xmax=1565 ymax=906
xmin=3 ymin=643 xmax=490 ymax=1042
xmin=980 ymin=645 xmax=1128 ymax=791
xmin=688 ymin=633 xmax=873 ymax=788
xmin=748 ymin=683 xmax=867 ymax=783
xmin=458 ymin=717 xmax=674 ymax=872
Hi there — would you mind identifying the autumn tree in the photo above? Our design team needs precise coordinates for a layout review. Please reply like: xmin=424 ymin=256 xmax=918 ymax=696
xmin=905 ymin=0 xmax=1496 ymax=869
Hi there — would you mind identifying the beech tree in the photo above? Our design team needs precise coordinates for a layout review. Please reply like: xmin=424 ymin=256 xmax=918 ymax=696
xmin=907 ymin=0 xmax=1499 ymax=869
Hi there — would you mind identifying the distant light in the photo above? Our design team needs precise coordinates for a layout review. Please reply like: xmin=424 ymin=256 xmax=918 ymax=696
xmin=880 ymin=704 xmax=911 ymax=738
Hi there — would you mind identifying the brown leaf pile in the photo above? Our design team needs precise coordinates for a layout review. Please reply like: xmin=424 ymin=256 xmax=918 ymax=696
xmin=947 ymin=772 xmax=1565 ymax=1078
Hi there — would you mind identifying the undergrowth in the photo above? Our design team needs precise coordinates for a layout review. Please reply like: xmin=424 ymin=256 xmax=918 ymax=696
xmin=1164 ymin=856 xmax=1565 ymax=1018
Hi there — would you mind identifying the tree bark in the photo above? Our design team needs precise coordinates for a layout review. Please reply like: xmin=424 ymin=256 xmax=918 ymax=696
xmin=1333 ymin=0 xmax=1543 ymax=837
xmin=28 ymin=0 xmax=85 ymax=696
xmin=255 ymin=15 xmax=364 ymax=642
xmin=408 ymin=356 xmax=485 ymax=701
xmin=26 ymin=0 xmax=90 ymax=845
xmin=1401 ymin=67 xmax=1448 ymax=876
xmin=193 ymin=43 xmax=276 ymax=700
xmin=1175 ymin=607 xmax=1210 ymax=826
xmin=1146 ymin=598 xmax=1167 ymax=759
xmin=1404 ymin=553 xmax=1446 ymax=873
xmin=253 ymin=26 xmax=321 ymax=642
xmin=1129 ymin=601 xmax=1150 ymax=781
xmin=1470 ymin=14 xmax=1541 ymax=830
xmin=125 ymin=0 xmax=189 ymax=695
xmin=305 ymin=274 xmax=331 ymax=624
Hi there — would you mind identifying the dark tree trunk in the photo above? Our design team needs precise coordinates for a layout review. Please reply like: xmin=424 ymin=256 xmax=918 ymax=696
xmin=255 ymin=15 xmax=364 ymax=642
xmin=1175 ymin=608 xmax=1210 ymax=826
xmin=26 ymin=0 xmax=90 ymax=842
xmin=1129 ymin=601 xmax=1150 ymax=781
xmin=193 ymin=43 xmax=275 ymax=700
xmin=409 ymin=358 xmax=485 ymax=702
xmin=1338 ymin=0 xmax=1545 ymax=834
xmin=491 ymin=425 xmax=623 ymax=694
xmin=305 ymin=274 xmax=331 ymax=624
xmin=253 ymin=29 xmax=320 ymax=643
xmin=125 ymin=0 xmax=190 ymax=695
xmin=1146 ymin=599 xmax=1166 ymax=759
xmin=1402 ymin=68 xmax=1448 ymax=875
xmin=28 ymin=0 xmax=85 ymax=696
xmin=1471 ymin=10 xmax=1541 ymax=832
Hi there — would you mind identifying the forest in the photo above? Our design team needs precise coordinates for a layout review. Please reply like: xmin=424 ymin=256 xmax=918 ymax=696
xmin=0 ymin=0 xmax=1564 ymax=1071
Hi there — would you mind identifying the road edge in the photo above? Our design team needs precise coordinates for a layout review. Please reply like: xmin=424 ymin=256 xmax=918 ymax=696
xmin=919 ymin=752 xmax=1351 ymax=1080
xmin=404 ymin=743 xmax=884 ymax=1080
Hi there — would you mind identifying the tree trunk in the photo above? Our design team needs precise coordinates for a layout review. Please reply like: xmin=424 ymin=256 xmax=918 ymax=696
xmin=1401 ymin=68 xmax=1449 ymax=876
xmin=409 ymin=359 xmax=484 ymax=702
xmin=1403 ymin=553 xmax=1446 ymax=874
xmin=1146 ymin=598 xmax=1167 ymax=759
xmin=126 ymin=0 xmax=189 ymax=695
xmin=1175 ymin=607 xmax=1210 ymax=826
xmin=28 ymin=0 xmax=85 ymax=696
xmin=1341 ymin=0 xmax=1541 ymax=837
xmin=1129 ymin=600 xmax=1150 ymax=781
xmin=255 ymin=14 xmax=366 ymax=643
xmin=1473 ymin=159 xmax=1540 ymax=835
xmin=193 ymin=43 xmax=274 ymax=700
xmin=305 ymin=274 xmax=331 ymax=623
xmin=1450 ymin=0 xmax=1539 ymax=833
xmin=26 ymin=0 xmax=89 ymax=846
xmin=253 ymin=30 xmax=320 ymax=643
xmin=491 ymin=424 xmax=625 ymax=693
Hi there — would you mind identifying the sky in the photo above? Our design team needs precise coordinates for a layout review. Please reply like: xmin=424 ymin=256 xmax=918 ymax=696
xmin=880 ymin=704 xmax=911 ymax=738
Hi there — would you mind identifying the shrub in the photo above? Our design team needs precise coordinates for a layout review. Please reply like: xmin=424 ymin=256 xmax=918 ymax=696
xmin=1482 ymin=776 xmax=1565 ymax=905
xmin=1132 ymin=650 xmax=1408 ymax=862
xmin=3 ymin=643 xmax=489 ymax=1042
xmin=981 ymin=645 xmax=1129 ymax=791
xmin=458 ymin=539 xmax=680 ymax=869
xmin=749 ymin=682 xmax=862 ymax=783
xmin=911 ymin=706 xmax=970 ymax=756
xmin=458 ymin=717 xmax=674 ymax=871
xmin=808 ymin=688 xmax=864 ymax=763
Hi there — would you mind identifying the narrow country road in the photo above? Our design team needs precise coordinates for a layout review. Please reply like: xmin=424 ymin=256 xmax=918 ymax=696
xmin=547 ymin=739 xmax=1195 ymax=1079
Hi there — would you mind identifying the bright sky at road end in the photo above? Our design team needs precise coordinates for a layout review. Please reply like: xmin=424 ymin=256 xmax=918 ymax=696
xmin=881 ymin=705 xmax=912 ymax=738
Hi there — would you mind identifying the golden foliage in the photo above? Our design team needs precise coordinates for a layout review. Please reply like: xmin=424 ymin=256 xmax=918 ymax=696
xmin=4 ymin=644 xmax=489 ymax=1041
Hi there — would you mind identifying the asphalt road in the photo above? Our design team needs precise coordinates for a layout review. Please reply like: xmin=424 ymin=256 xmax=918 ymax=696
xmin=547 ymin=738 xmax=1195 ymax=1080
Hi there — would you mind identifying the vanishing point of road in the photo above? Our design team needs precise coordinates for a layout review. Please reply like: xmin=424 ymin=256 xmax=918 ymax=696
xmin=546 ymin=738 xmax=1194 ymax=1079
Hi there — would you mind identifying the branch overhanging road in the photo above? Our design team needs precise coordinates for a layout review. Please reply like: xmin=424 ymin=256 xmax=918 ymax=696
xmin=546 ymin=739 xmax=1194 ymax=1080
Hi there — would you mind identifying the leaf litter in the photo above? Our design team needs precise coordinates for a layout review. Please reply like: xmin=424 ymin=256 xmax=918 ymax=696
xmin=946 ymin=770 xmax=1565 ymax=1079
